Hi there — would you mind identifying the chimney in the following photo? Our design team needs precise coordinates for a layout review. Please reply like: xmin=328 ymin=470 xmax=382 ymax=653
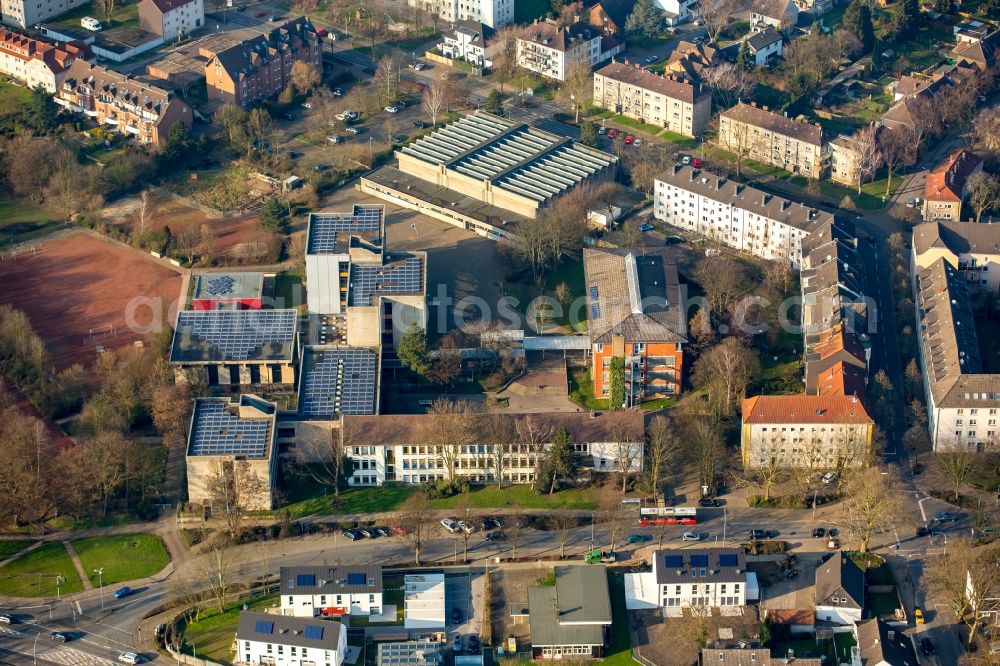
xmin=763 ymin=105 xmax=769 ymax=111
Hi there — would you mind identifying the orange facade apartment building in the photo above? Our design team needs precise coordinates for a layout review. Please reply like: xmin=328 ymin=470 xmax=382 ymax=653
xmin=583 ymin=247 xmax=687 ymax=404
xmin=204 ymin=16 xmax=321 ymax=107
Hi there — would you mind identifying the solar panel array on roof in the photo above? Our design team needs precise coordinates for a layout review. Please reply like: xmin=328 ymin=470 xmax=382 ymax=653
xmin=350 ymin=257 xmax=423 ymax=307
xmin=589 ymin=285 xmax=600 ymax=320
xmin=303 ymin=625 xmax=324 ymax=640
xmin=308 ymin=206 xmax=382 ymax=254
xmin=719 ymin=554 xmax=739 ymax=567
xmin=189 ymin=401 xmax=271 ymax=457
xmin=255 ymin=621 xmax=274 ymax=634
xmin=297 ymin=574 xmax=316 ymax=586
xmin=689 ymin=555 xmax=709 ymax=567
xmin=174 ymin=310 xmax=296 ymax=361
xmin=665 ymin=555 xmax=683 ymax=568
xmin=347 ymin=572 xmax=366 ymax=585
xmin=299 ymin=348 xmax=377 ymax=418
xmin=206 ymin=275 xmax=235 ymax=296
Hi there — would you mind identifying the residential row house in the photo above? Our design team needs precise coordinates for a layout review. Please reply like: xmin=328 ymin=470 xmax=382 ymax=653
xmin=652 ymin=549 xmax=749 ymax=610
xmin=922 ymin=149 xmax=983 ymax=222
xmin=814 ymin=552 xmax=865 ymax=625
xmin=583 ymin=247 xmax=687 ymax=402
xmin=592 ymin=59 xmax=711 ymax=138
xmin=750 ymin=0 xmax=798 ymax=29
xmin=653 ymin=164 xmax=833 ymax=266
xmin=516 ymin=19 xmax=622 ymax=82
xmin=407 ymin=0 xmax=512 ymax=29
xmin=912 ymin=219 xmax=1000 ymax=292
xmin=236 ymin=611 xmax=346 ymax=666
xmin=204 ymin=16 xmax=321 ymax=107
xmin=0 ymin=0 xmax=86 ymax=29
xmin=279 ymin=565 xmax=383 ymax=618
xmin=437 ymin=20 xmax=496 ymax=69
xmin=338 ymin=410 xmax=644 ymax=486
xmin=138 ymin=0 xmax=204 ymax=40
xmin=0 ymin=28 xmax=87 ymax=92
xmin=55 ymin=60 xmax=192 ymax=147
xmin=744 ymin=26 xmax=783 ymax=67
xmin=718 ymin=102 xmax=825 ymax=180
xmin=663 ymin=40 xmax=718 ymax=82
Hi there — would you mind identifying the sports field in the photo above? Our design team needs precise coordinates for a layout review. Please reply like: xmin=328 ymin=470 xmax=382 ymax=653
xmin=0 ymin=232 xmax=184 ymax=368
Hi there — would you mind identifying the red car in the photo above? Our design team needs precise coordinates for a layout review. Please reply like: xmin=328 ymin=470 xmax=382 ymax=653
xmin=607 ymin=128 xmax=618 ymax=138
xmin=254 ymin=10 xmax=266 ymax=17
xmin=316 ymin=28 xmax=328 ymax=37
xmin=624 ymin=134 xmax=635 ymax=145
xmin=692 ymin=158 xmax=702 ymax=168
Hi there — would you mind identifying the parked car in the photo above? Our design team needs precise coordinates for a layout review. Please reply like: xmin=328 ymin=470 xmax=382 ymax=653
xmin=376 ymin=526 xmax=391 ymax=537
xmin=914 ymin=607 xmax=925 ymax=624
xmin=118 ymin=653 xmax=141 ymax=665
xmin=485 ymin=531 xmax=507 ymax=541
xmin=665 ymin=235 xmax=686 ymax=245
xmin=627 ymin=533 xmax=652 ymax=543
xmin=332 ymin=88 xmax=343 ymax=96
xmin=452 ymin=607 xmax=463 ymax=624
xmin=692 ymin=158 xmax=702 ymax=168
xmin=934 ymin=511 xmax=958 ymax=522
xmin=467 ymin=634 xmax=480 ymax=654
xmin=341 ymin=529 xmax=360 ymax=540
xmin=920 ymin=637 xmax=935 ymax=656
xmin=458 ymin=521 xmax=476 ymax=533
xmin=821 ymin=472 xmax=838 ymax=484
xmin=748 ymin=530 xmax=767 ymax=540
xmin=302 ymin=102 xmax=313 ymax=109
xmin=811 ymin=528 xmax=826 ymax=538
xmin=681 ymin=531 xmax=700 ymax=541
xmin=114 ymin=586 xmax=132 ymax=599
xmin=327 ymin=135 xmax=343 ymax=144
xmin=483 ymin=517 xmax=501 ymax=530
xmin=766 ymin=530 xmax=780 ymax=539
xmin=624 ymin=134 xmax=635 ymax=145
xmin=698 ymin=498 xmax=720 ymax=507
xmin=51 ymin=632 xmax=69 ymax=642
xmin=269 ymin=14 xmax=281 ymax=21
xmin=638 ymin=223 xmax=655 ymax=232
xmin=643 ymin=55 xmax=658 ymax=63
xmin=598 ymin=126 xmax=607 ymax=134
xmin=0 ymin=615 xmax=12 ymax=624
xmin=452 ymin=633 xmax=463 ymax=652
xmin=254 ymin=9 xmax=266 ymax=16
xmin=916 ymin=526 xmax=930 ymax=537
xmin=441 ymin=518 xmax=461 ymax=533
xmin=607 ymin=128 xmax=618 ymax=138
xmin=385 ymin=105 xmax=401 ymax=113
xmin=413 ymin=62 xmax=425 ymax=71
xmin=413 ymin=121 xmax=427 ymax=128
xmin=312 ymin=164 xmax=328 ymax=172
xmin=681 ymin=155 xmax=691 ymax=165
xmin=360 ymin=528 xmax=378 ymax=538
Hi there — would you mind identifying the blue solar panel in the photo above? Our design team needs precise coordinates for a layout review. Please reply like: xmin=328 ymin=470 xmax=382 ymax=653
xmin=299 ymin=347 xmax=377 ymax=419
xmin=303 ymin=625 xmax=324 ymax=640
xmin=719 ymin=554 xmax=739 ymax=567
xmin=297 ymin=574 xmax=316 ymax=586
xmin=690 ymin=555 xmax=709 ymax=567
xmin=255 ymin=621 xmax=274 ymax=634
xmin=350 ymin=257 xmax=423 ymax=307
xmin=589 ymin=285 xmax=600 ymax=320
xmin=664 ymin=555 xmax=683 ymax=568
xmin=173 ymin=310 xmax=296 ymax=361
xmin=347 ymin=572 xmax=366 ymax=585
xmin=308 ymin=206 xmax=382 ymax=254
xmin=190 ymin=400 xmax=270 ymax=457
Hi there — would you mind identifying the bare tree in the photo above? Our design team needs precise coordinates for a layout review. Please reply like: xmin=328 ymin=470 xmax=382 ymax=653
xmin=691 ymin=337 xmax=761 ymax=420
xmin=683 ymin=417 xmax=725 ymax=495
xmin=702 ymin=62 xmax=753 ymax=109
xmin=928 ymin=543 xmax=1000 ymax=646
xmin=485 ymin=413 xmax=515 ymax=488
xmin=881 ymin=127 xmax=916 ymax=200
xmin=731 ymin=434 xmax=786 ymax=502
xmin=506 ymin=505 xmax=526 ymax=560
xmin=93 ymin=0 xmax=114 ymax=25
xmin=933 ymin=450 xmax=978 ymax=503
xmin=852 ymin=124 xmax=882 ymax=195
xmin=645 ymin=415 xmax=680 ymax=500
xmin=611 ymin=412 xmax=642 ymax=493
xmin=489 ymin=26 xmax=524 ymax=94
xmin=423 ymin=81 xmax=448 ymax=127
xmin=205 ymin=459 xmax=268 ymax=539
xmin=246 ymin=108 xmax=277 ymax=158
xmin=967 ymin=172 xmax=1000 ymax=223
xmin=558 ymin=59 xmax=593 ymax=124
xmin=548 ymin=511 xmax=578 ymax=559
xmin=374 ymin=54 xmax=404 ymax=103
xmin=201 ymin=535 xmax=238 ymax=613
xmin=516 ymin=415 xmax=555 ymax=482
xmin=598 ymin=488 xmax=629 ymax=554
xmin=696 ymin=0 xmax=747 ymax=44
xmin=841 ymin=466 xmax=903 ymax=553
xmin=693 ymin=257 xmax=749 ymax=316
xmin=291 ymin=60 xmax=322 ymax=95
xmin=132 ymin=189 xmax=157 ymax=244
xmin=421 ymin=399 xmax=479 ymax=482
xmin=394 ymin=493 xmax=434 ymax=565
xmin=295 ymin=426 xmax=352 ymax=498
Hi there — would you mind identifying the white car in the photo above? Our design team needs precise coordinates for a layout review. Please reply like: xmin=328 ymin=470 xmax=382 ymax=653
xmin=327 ymin=136 xmax=343 ymax=144
xmin=441 ymin=518 xmax=461 ymax=533
xmin=682 ymin=155 xmax=692 ymax=165
xmin=821 ymin=472 xmax=838 ymax=484
xmin=346 ymin=127 xmax=361 ymax=135
xmin=681 ymin=531 xmax=700 ymax=541
xmin=413 ymin=62 xmax=425 ymax=71
xmin=458 ymin=520 xmax=476 ymax=533
xmin=118 ymin=654 xmax=141 ymax=665
xmin=332 ymin=88 xmax=343 ymax=96
xmin=385 ymin=105 xmax=400 ymax=113
xmin=301 ymin=102 xmax=313 ymax=109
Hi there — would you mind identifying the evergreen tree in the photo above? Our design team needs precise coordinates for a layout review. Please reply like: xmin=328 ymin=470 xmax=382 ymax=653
xmin=736 ymin=42 xmax=754 ymax=71
xmin=537 ymin=428 xmax=580 ymax=494
xmin=164 ymin=122 xmax=193 ymax=166
xmin=842 ymin=0 xmax=874 ymax=55
xmin=258 ymin=197 xmax=291 ymax=236
xmin=397 ymin=323 xmax=431 ymax=376
xmin=24 ymin=85 xmax=59 ymax=134
xmin=484 ymin=89 xmax=504 ymax=115
xmin=625 ymin=0 xmax=664 ymax=40
xmin=580 ymin=120 xmax=599 ymax=147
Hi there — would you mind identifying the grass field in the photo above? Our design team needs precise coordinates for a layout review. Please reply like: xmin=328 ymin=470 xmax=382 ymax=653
xmin=281 ymin=483 xmax=418 ymax=519
xmin=600 ymin=570 xmax=637 ymax=666
xmin=430 ymin=485 xmax=598 ymax=510
xmin=505 ymin=258 xmax=587 ymax=333
xmin=0 ymin=542 xmax=84 ymax=597
xmin=0 ymin=540 xmax=35 ymax=562
xmin=183 ymin=593 xmax=279 ymax=663
xmin=0 ymin=198 xmax=63 ymax=247
xmin=569 ymin=367 xmax=611 ymax=411
xmin=72 ymin=534 xmax=171 ymax=587
xmin=607 ymin=115 xmax=663 ymax=136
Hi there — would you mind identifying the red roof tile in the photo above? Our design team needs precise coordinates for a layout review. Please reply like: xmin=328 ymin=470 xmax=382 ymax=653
xmin=924 ymin=149 xmax=983 ymax=203
xmin=741 ymin=393 xmax=872 ymax=424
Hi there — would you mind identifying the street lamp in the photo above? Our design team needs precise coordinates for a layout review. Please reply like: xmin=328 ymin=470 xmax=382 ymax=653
xmin=722 ymin=509 xmax=727 ymax=547
xmin=94 ymin=567 xmax=105 ymax=609
xmin=56 ymin=575 xmax=65 ymax=601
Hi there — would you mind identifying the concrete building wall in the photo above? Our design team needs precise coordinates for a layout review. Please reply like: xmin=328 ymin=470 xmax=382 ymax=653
xmin=239 ymin=629 xmax=345 ymax=666
xmin=186 ymin=455 xmax=275 ymax=511
xmin=1 ymin=0 xmax=87 ymax=29
xmin=281 ymin=591 xmax=384 ymax=617
xmin=307 ymin=253 xmax=349 ymax=314
xmin=740 ymin=422 xmax=873 ymax=468
xmin=718 ymin=113 xmax=823 ymax=180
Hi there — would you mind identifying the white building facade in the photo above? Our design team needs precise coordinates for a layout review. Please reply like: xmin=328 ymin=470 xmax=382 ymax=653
xmin=236 ymin=612 xmax=347 ymax=666
xmin=407 ymin=0 xmax=512 ymax=29
xmin=438 ymin=21 xmax=496 ymax=68
xmin=279 ymin=566 xmax=383 ymax=618
xmin=653 ymin=549 xmax=748 ymax=610
xmin=516 ymin=21 xmax=621 ymax=81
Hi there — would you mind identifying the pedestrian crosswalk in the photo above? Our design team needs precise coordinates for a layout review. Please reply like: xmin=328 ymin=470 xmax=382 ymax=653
xmin=0 ymin=626 xmax=23 ymax=637
xmin=37 ymin=647 xmax=116 ymax=666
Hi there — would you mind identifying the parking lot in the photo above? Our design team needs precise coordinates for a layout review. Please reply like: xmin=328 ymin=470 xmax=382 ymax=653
xmin=445 ymin=571 xmax=488 ymax=645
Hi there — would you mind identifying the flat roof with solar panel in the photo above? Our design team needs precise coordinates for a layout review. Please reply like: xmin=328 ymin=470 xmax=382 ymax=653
xmin=307 ymin=205 xmax=385 ymax=255
xmin=349 ymin=255 xmax=424 ymax=307
xmin=280 ymin=564 xmax=383 ymax=596
xmin=298 ymin=346 xmax=377 ymax=419
xmin=170 ymin=310 xmax=297 ymax=363
xmin=187 ymin=395 xmax=276 ymax=459
xmin=237 ymin=611 xmax=344 ymax=651
xmin=192 ymin=272 xmax=265 ymax=302
xmin=398 ymin=112 xmax=618 ymax=206
xmin=377 ymin=642 xmax=442 ymax=666
xmin=653 ymin=548 xmax=746 ymax=585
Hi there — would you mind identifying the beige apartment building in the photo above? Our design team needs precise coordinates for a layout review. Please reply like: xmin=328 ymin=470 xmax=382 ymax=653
xmin=719 ymin=102 xmax=825 ymax=179
xmin=593 ymin=60 xmax=710 ymax=138
xmin=828 ymin=134 xmax=859 ymax=186
xmin=0 ymin=28 xmax=86 ymax=92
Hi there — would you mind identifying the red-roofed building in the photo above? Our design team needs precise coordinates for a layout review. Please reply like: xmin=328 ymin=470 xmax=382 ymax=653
xmin=740 ymin=393 xmax=873 ymax=468
xmin=0 ymin=28 xmax=88 ymax=92
xmin=923 ymin=149 xmax=983 ymax=222
xmin=816 ymin=361 xmax=867 ymax=398
xmin=138 ymin=0 xmax=204 ymax=39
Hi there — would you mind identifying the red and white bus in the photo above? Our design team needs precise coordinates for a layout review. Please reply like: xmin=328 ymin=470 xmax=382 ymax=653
xmin=638 ymin=506 xmax=697 ymax=526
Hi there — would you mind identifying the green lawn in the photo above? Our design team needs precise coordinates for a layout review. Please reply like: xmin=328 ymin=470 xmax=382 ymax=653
xmin=71 ymin=534 xmax=171 ymax=587
xmin=0 ymin=540 xmax=35 ymax=563
xmin=0 ymin=198 xmax=62 ymax=246
xmin=870 ymin=591 xmax=900 ymax=616
xmin=820 ymin=175 xmax=903 ymax=210
xmin=657 ymin=129 xmax=699 ymax=150
xmin=607 ymin=115 xmax=663 ymax=136
xmin=505 ymin=258 xmax=587 ymax=333
xmin=272 ymin=271 xmax=304 ymax=310
xmin=183 ymin=593 xmax=279 ymax=663
xmin=0 ymin=542 xmax=84 ymax=597
xmin=0 ymin=80 xmax=32 ymax=109
xmin=599 ymin=569 xmax=637 ymax=666
xmin=280 ymin=484 xmax=418 ymax=519
xmin=568 ymin=367 xmax=611 ymax=411
xmin=431 ymin=485 xmax=598 ymax=510
xmin=52 ymin=0 xmax=139 ymax=28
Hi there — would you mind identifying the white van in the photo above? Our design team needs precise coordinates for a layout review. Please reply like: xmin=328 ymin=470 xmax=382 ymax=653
xmin=81 ymin=16 xmax=102 ymax=30
xmin=118 ymin=653 xmax=141 ymax=665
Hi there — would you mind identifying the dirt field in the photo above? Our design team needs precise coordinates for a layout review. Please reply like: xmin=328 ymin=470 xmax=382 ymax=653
xmin=0 ymin=232 xmax=184 ymax=369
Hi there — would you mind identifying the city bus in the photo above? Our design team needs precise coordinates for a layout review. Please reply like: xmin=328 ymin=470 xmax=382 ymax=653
xmin=638 ymin=506 xmax=698 ymax=526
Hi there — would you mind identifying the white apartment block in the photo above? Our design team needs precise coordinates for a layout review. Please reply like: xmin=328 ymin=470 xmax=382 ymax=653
xmin=236 ymin=612 xmax=346 ymax=666
xmin=593 ymin=59 xmax=711 ymax=138
xmin=654 ymin=164 xmax=832 ymax=267
xmin=653 ymin=549 xmax=748 ymax=610
xmin=654 ymin=0 xmax=696 ymax=25
xmin=438 ymin=20 xmax=495 ymax=68
xmin=719 ymin=102 xmax=825 ymax=180
xmin=913 ymin=220 xmax=1000 ymax=292
xmin=1 ymin=0 xmax=86 ymax=29
xmin=828 ymin=135 xmax=859 ymax=187
xmin=0 ymin=28 xmax=84 ymax=92
xmin=408 ymin=0 xmax=511 ymax=29
xmin=341 ymin=412 xmax=644 ymax=487
xmin=138 ymin=0 xmax=204 ymax=40
xmin=279 ymin=566 xmax=383 ymax=618
xmin=517 ymin=20 xmax=621 ymax=81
